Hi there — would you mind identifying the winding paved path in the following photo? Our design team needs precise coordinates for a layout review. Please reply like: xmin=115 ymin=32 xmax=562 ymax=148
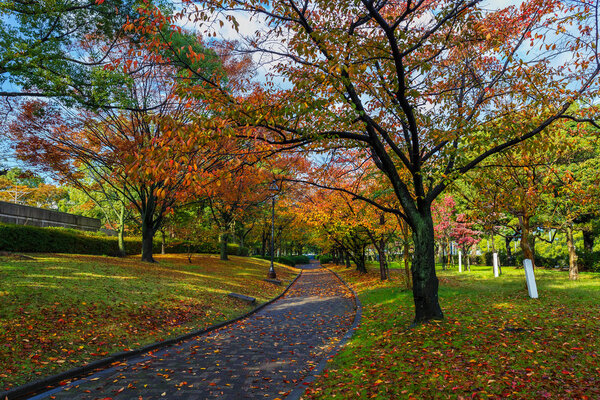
xmin=36 ymin=263 xmax=356 ymax=399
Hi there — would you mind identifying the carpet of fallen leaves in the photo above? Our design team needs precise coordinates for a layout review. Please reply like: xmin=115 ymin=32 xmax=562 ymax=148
xmin=305 ymin=264 xmax=600 ymax=399
xmin=0 ymin=253 xmax=297 ymax=390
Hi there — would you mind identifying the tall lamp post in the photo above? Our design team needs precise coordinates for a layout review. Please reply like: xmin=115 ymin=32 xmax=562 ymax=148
xmin=268 ymin=181 xmax=278 ymax=279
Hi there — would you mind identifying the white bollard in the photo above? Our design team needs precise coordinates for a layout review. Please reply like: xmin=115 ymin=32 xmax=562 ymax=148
xmin=458 ymin=250 xmax=462 ymax=273
xmin=493 ymin=252 xmax=500 ymax=277
xmin=523 ymin=259 xmax=538 ymax=299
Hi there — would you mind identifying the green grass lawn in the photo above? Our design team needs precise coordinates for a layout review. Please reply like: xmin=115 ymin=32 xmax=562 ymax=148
xmin=0 ymin=253 xmax=297 ymax=390
xmin=308 ymin=264 xmax=600 ymax=399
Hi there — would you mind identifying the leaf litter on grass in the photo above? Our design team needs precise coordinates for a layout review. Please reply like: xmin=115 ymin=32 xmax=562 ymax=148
xmin=304 ymin=264 xmax=600 ymax=399
xmin=0 ymin=253 xmax=297 ymax=390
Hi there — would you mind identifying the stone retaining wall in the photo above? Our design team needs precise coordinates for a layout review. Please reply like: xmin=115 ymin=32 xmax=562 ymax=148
xmin=0 ymin=200 xmax=100 ymax=231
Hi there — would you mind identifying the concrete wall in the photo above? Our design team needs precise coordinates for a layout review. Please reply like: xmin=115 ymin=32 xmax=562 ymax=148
xmin=0 ymin=201 xmax=101 ymax=231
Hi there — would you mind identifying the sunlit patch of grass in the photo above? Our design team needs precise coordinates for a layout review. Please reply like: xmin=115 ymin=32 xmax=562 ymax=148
xmin=308 ymin=263 xmax=600 ymax=399
xmin=0 ymin=253 xmax=297 ymax=390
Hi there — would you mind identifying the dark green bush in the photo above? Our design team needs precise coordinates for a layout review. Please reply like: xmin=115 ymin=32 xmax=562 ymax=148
xmin=255 ymin=254 xmax=310 ymax=266
xmin=535 ymin=254 xmax=567 ymax=269
xmin=0 ymin=223 xmax=126 ymax=256
xmin=0 ymin=223 xmax=232 ymax=257
xmin=226 ymin=243 xmax=250 ymax=256
xmin=276 ymin=256 xmax=295 ymax=266
xmin=577 ymin=250 xmax=600 ymax=272
xmin=319 ymin=254 xmax=332 ymax=264
xmin=287 ymin=255 xmax=310 ymax=265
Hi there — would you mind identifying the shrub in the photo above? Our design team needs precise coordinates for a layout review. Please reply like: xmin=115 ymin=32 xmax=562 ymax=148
xmin=226 ymin=243 xmax=250 ymax=256
xmin=578 ymin=250 xmax=600 ymax=272
xmin=254 ymin=254 xmax=310 ymax=266
xmin=0 ymin=223 xmax=227 ymax=257
xmin=319 ymin=254 xmax=332 ymax=264
xmin=535 ymin=254 xmax=567 ymax=269
xmin=0 ymin=223 xmax=129 ymax=256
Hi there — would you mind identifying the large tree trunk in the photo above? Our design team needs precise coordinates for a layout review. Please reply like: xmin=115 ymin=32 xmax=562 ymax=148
xmin=566 ymin=223 xmax=578 ymax=280
xmin=220 ymin=231 xmax=229 ymax=261
xmin=140 ymin=193 xmax=159 ymax=263
xmin=518 ymin=215 xmax=535 ymax=268
xmin=411 ymin=211 xmax=443 ymax=324
xmin=141 ymin=212 xmax=156 ymax=263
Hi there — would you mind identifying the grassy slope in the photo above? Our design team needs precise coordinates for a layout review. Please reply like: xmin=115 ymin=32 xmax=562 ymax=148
xmin=307 ymin=264 xmax=600 ymax=399
xmin=0 ymin=253 xmax=297 ymax=390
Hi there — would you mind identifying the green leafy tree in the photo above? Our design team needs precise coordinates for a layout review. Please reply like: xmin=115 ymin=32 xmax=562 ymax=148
xmin=0 ymin=0 xmax=141 ymax=100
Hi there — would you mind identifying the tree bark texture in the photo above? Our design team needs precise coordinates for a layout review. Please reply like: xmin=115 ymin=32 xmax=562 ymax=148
xmin=141 ymin=219 xmax=156 ymax=263
xmin=140 ymin=199 xmax=158 ymax=263
xmin=411 ymin=211 xmax=444 ymax=323
xmin=519 ymin=215 xmax=535 ymax=268
xmin=220 ymin=231 xmax=229 ymax=261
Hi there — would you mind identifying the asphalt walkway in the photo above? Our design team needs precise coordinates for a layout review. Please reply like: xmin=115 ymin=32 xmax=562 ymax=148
xmin=36 ymin=263 xmax=356 ymax=399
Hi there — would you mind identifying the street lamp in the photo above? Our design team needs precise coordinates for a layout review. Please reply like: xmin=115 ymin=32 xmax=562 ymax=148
xmin=268 ymin=181 xmax=278 ymax=279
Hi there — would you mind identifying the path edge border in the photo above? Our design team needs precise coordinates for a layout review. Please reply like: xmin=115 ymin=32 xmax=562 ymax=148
xmin=286 ymin=264 xmax=363 ymax=400
xmin=2 ymin=267 xmax=304 ymax=400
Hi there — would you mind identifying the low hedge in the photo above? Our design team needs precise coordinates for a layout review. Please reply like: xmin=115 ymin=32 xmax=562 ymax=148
xmin=0 ymin=223 xmax=248 ymax=257
xmin=255 ymin=254 xmax=310 ymax=266
xmin=174 ymin=241 xmax=250 ymax=257
xmin=318 ymin=254 xmax=333 ymax=264
xmin=0 ymin=223 xmax=134 ymax=256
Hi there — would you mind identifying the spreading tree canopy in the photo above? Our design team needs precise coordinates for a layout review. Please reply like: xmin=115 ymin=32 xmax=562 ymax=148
xmin=163 ymin=0 xmax=600 ymax=323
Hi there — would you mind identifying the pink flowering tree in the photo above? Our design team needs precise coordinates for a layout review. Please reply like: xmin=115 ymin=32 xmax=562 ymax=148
xmin=432 ymin=195 xmax=457 ymax=269
xmin=433 ymin=196 xmax=481 ymax=270
xmin=452 ymin=214 xmax=482 ymax=271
